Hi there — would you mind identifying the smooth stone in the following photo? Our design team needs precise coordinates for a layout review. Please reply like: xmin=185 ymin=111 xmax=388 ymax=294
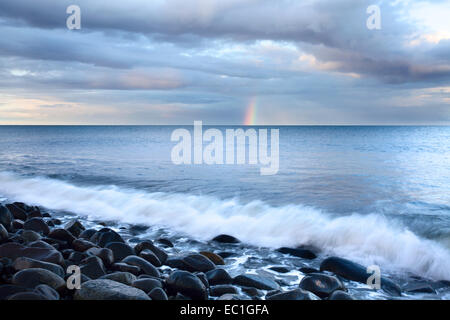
xmin=72 ymin=238 xmax=97 ymax=252
xmin=0 ymin=242 xmax=63 ymax=265
xmin=91 ymin=229 xmax=124 ymax=247
xmin=12 ymin=268 xmax=66 ymax=291
xmin=211 ymin=234 xmax=240 ymax=244
xmin=195 ymin=272 xmax=209 ymax=288
xmin=320 ymin=256 xmax=402 ymax=296
xmin=28 ymin=240 xmax=56 ymax=250
xmin=240 ymin=286 xmax=263 ymax=298
xmin=199 ymin=251 xmax=225 ymax=265
xmin=13 ymin=256 xmax=65 ymax=278
xmin=132 ymin=278 xmax=162 ymax=293
xmin=0 ymin=284 xmax=30 ymax=299
xmin=300 ymin=267 xmax=321 ymax=274
xmin=34 ymin=284 xmax=60 ymax=300
xmin=68 ymin=251 xmax=88 ymax=264
xmin=206 ymin=268 xmax=233 ymax=285
xmin=122 ymin=255 xmax=160 ymax=277
xmin=277 ymin=247 xmax=317 ymax=260
xmin=112 ymin=262 xmax=141 ymax=275
xmin=156 ymin=238 xmax=174 ymax=248
xmin=8 ymin=292 xmax=48 ymax=300
xmin=48 ymin=228 xmax=76 ymax=244
xmin=148 ymin=287 xmax=168 ymax=300
xmin=233 ymin=274 xmax=280 ymax=291
xmin=404 ymin=283 xmax=436 ymax=294
xmin=134 ymin=240 xmax=167 ymax=263
xmin=183 ymin=254 xmax=216 ymax=273
xmin=106 ymin=242 xmax=135 ymax=262
xmin=23 ymin=218 xmax=49 ymax=235
xmin=217 ymin=294 xmax=245 ymax=300
xmin=79 ymin=229 xmax=96 ymax=240
xmin=100 ymin=272 xmax=137 ymax=286
xmin=299 ymin=273 xmax=345 ymax=298
xmin=85 ymin=247 xmax=114 ymax=266
xmin=12 ymin=219 xmax=24 ymax=230
xmin=74 ymin=279 xmax=150 ymax=300
xmin=210 ymin=285 xmax=238 ymax=297
xmin=267 ymin=288 xmax=320 ymax=300
xmin=50 ymin=218 xmax=62 ymax=225
xmin=139 ymin=249 xmax=162 ymax=267
xmin=0 ymin=224 xmax=8 ymax=242
xmin=20 ymin=230 xmax=42 ymax=242
xmin=166 ymin=270 xmax=208 ymax=300
xmin=65 ymin=219 xmax=85 ymax=237
xmin=0 ymin=205 xmax=14 ymax=231
xmin=329 ymin=290 xmax=355 ymax=300
xmin=80 ymin=256 xmax=106 ymax=279
xmin=5 ymin=203 xmax=27 ymax=221
xmin=269 ymin=266 xmax=291 ymax=273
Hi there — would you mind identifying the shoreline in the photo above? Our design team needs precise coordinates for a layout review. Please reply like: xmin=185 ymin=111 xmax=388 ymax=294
xmin=0 ymin=200 xmax=449 ymax=300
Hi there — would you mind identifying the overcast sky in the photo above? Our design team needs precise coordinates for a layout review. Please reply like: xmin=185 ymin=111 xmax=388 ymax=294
xmin=0 ymin=0 xmax=449 ymax=125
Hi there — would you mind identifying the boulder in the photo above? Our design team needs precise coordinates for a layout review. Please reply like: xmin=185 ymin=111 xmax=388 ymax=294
xmin=132 ymin=278 xmax=162 ymax=293
xmin=206 ymin=268 xmax=233 ymax=285
xmin=199 ymin=251 xmax=225 ymax=265
xmin=0 ymin=205 xmax=14 ymax=231
xmin=20 ymin=230 xmax=42 ymax=242
xmin=299 ymin=273 xmax=345 ymax=298
xmin=72 ymin=238 xmax=97 ymax=252
xmin=328 ymin=290 xmax=355 ymax=300
xmin=233 ymin=274 xmax=280 ymax=291
xmin=106 ymin=242 xmax=135 ymax=262
xmin=74 ymin=279 xmax=150 ymax=300
xmin=266 ymin=288 xmax=320 ymax=300
xmin=12 ymin=268 xmax=66 ymax=291
xmin=48 ymin=228 xmax=76 ymax=244
xmin=100 ymin=272 xmax=137 ymax=286
xmin=64 ymin=219 xmax=85 ymax=237
xmin=134 ymin=240 xmax=167 ymax=263
xmin=210 ymin=285 xmax=238 ymax=297
xmin=5 ymin=203 xmax=27 ymax=221
xmin=277 ymin=247 xmax=317 ymax=260
xmin=139 ymin=249 xmax=162 ymax=267
xmin=0 ymin=242 xmax=63 ymax=265
xmin=112 ymin=262 xmax=141 ymax=275
xmin=91 ymin=228 xmax=124 ymax=247
xmin=122 ymin=255 xmax=160 ymax=277
xmin=85 ymin=247 xmax=114 ymax=266
xmin=34 ymin=284 xmax=60 ymax=300
xmin=0 ymin=284 xmax=30 ymax=300
xmin=23 ymin=218 xmax=49 ymax=235
xmin=166 ymin=253 xmax=216 ymax=273
xmin=166 ymin=270 xmax=208 ymax=300
xmin=80 ymin=256 xmax=106 ymax=279
xmin=211 ymin=234 xmax=240 ymax=244
xmin=148 ymin=287 xmax=168 ymax=300
xmin=13 ymin=256 xmax=65 ymax=278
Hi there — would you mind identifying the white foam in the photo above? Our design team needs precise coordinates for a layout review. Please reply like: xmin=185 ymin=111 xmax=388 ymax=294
xmin=1 ymin=171 xmax=449 ymax=280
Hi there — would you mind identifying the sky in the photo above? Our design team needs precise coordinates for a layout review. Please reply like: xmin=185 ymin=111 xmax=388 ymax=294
xmin=0 ymin=0 xmax=449 ymax=125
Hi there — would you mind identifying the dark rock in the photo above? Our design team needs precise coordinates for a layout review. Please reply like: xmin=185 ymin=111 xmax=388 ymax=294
xmin=233 ymin=274 xmax=280 ymax=291
xmin=80 ymin=256 xmax=106 ymax=279
xmin=91 ymin=228 xmax=124 ymax=247
xmin=156 ymin=238 xmax=174 ymax=248
xmin=240 ymin=286 xmax=263 ymax=298
xmin=72 ymin=238 xmax=97 ymax=252
xmin=27 ymin=208 xmax=42 ymax=218
xmin=300 ymin=267 xmax=321 ymax=274
xmin=42 ymin=213 xmax=51 ymax=218
xmin=100 ymin=272 xmax=137 ymax=286
xmin=50 ymin=218 xmax=62 ymax=226
xmin=46 ymin=220 xmax=55 ymax=227
xmin=206 ymin=268 xmax=233 ymax=285
xmin=329 ymin=290 xmax=355 ymax=300
xmin=12 ymin=219 xmax=24 ymax=230
xmin=68 ymin=251 xmax=88 ymax=264
xmin=122 ymin=255 xmax=160 ymax=277
xmin=134 ymin=240 xmax=167 ymax=263
xmin=183 ymin=254 xmax=216 ymax=273
xmin=166 ymin=270 xmax=208 ymax=300
xmin=210 ymin=285 xmax=238 ymax=297
xmin=23 ymin=218 xmax=49 ymax=235
xmin=34 ymin=284 xmax=59 ymax=300
xmin=320 ymin=256 xmax=402 ymax=296
xmin=86 ymin=247 xmax=114 ymax=267
xmin=0 ymin=205 xmax=14 ymax=231
xmin=65 ymin=219 xmax=85 ymax=237
xmin=48 ymin=228 xmax=76 ymax=244
xmin=112 ymin=262 xmax=141 ymax=275
xmin=0 ymin=284 xmax=30 ymax=300
xmin=217 ymin=293 xmax=245 ymax=300
xmin=0 ymin=242 xmax=63 ymax=265
xmin=20 ymin=230 xmax=42 ymax=242
xmin=267 ymin=288 xmax=320 ymax=300
xmin=0 ymin=224 xmax=8 ymax=243
xmin=212 ymin=234 xmax=240 ymax=244
xmin=199 ymin=251 xmax=225 ymax=265
xmin=139 ymin=249 xmax=162 ymax=267
xmin=28 ymin=240 xmax=55 ymax=250
xmin=61 ymin=249 xmax=74 ymax=259
xmin=8 ymin=292 xmax=48 ymax=300
xmin=79 ymin=229 xmax=96 ymax=240
xmin=12 ymin=268 xmax=66 ymax=291
xmin=13 ymin=256 xmax=65 ymax=278
xmin=106 ymin=242 xmax=135 ymax=262
xmin=132 ymin=278 xmax=162 ymax=293
xmin=74 ymin=279 xmax=150 ymax=300
xmin=217 ymin=251 xmax=235 ymax=259
xmin=299 ymin=273 xmax=345 ymax=298
xmin=5 ymin=203 xmax=27 ymax=221
xmin=195 ymin=272 xmax=209 ymax=288
xmin=148 ymin=287 xmax=168 ymax=300
xmin=404 ymin=283 xmax=436 ymax=294
xmin=269 ymin=266 xmax=290 ymax=273
xmin=277 ymin=247 xmax=317 ymax=260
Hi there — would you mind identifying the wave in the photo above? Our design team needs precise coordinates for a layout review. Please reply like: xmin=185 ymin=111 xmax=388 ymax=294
xmin=0 ymin=171 xmax=449 ymax=280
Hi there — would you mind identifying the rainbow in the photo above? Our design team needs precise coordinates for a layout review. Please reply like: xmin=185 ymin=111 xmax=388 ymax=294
xmin=244 ymin=97 xmax=257 ymax=126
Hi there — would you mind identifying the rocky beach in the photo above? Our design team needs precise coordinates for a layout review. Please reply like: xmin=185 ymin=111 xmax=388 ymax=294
xmin=1 ymin=201 xmax=449 ymax=301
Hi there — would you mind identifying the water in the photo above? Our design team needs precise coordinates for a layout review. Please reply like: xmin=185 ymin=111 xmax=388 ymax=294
xmin=0 ymin=125 xmax=449 ymax=282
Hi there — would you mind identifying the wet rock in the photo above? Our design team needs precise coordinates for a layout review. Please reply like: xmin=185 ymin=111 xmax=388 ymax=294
xmin=183 ymin=254 xmax=216 ymax=273
xmin=106 ymin=242 xmax=135 ymax=262
xmin=404 ymin=282 xmax=436 ymax=294
xmin=12 ymin=268 xmax=66 ymax=291
xmin=0 ymin=224 xmax=8 ymax=243
xmin=233 ymin=274 xmax=280 ymax=291
xmin=217 ymin=251 xmax=235 ymax=259
xmin=48 ymin=228 xmax=76 ymax=244
xmin=139 ymin=249 xmax=162 ymax=267
xmin=112 ymin=262 xmax=141 ymax=275
xmin=299 ymin=273 xmax=345 ymax=298
xmin=50 ymin=218 xmax=62 ymax=226
xmin=267 ymin=288 xmax=320 ymax=300
xmin=13 ymin=256 xmax=65 ymax=278
xmin=86 ymin=247 xmax=114 ymax=266
xmin=210 ymin=285 xmax=238 ymax=297
xmin=68 ymin=251 xmax=88 ymax=264
xmin=156 ymin=238 xmax=174 ymax=248
xmin=122 ymin=255 xmax=160 ymax=277
xmin=240 ymin=286 xmax=263 ymax=298
xmin=134 ymin=240 xmax=167 ymax=264
xmin=132 ymin=278 xmax=162 ymax=293
xmin=34 ymin=284 xmax=60 ymax=300
xmin=206 ymin=268 xmax=233 ymax=285
xmin=0 ymin=242 xmax=64 ymax=265
xmin=12 ymin=219 xmax=24 ymax=230
xmin=195 ymin=272 xmax=209 ymax=288
xmin=74 ymin=279 xmax=150 ymax=300
xmin=166 ymin=270 xmax=208 ymax=300
xmin=80 ymin=256 xmax=106 ymax=279
xmin=65 ymin=219 xmax=85 ymax=237
xmin=0 ymin=285 xmax=30 ymax=300
xmin=72 ymin=238 xmax=97 ymax=252
xmin=217 ymin=293 xmax=245 ymax=300
xmin=20 ymin=230 xmax=42 ymax=243
xmin=212 ymin=234 xmax=240 ymax=244
xmin=79 ymin=229 xmax=96 ymax=240
xmin=23 ymin=218 xmax=49 ymax=235
xmin=329 ymin=290 xmax=355 ymax=300
xmin=148 ymin=287 xmax=168 ymax=300
xmin=0 ymin=205 xmax=14 ymax=231
xmin=277 ymin=247 xmax=317 ymax=260
xmin=5 ymin=203 xmax=27 ymax=221
xmin=8 ymin=292 xmax=48 ymax=300
xmin=269 ymin=266 xmax=291 ymax=273
xmin=100 ymin=272 xmax=137 ymax=286
xmin=320 ymin=256 xmax=402 ymax=296
xmin=200 ymin=251 xmax=225 ymax=265
xmin=92 ymin=228 xmax=125 ymax=247
xmin=300 ymin=267 xmax=321 ymax=274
